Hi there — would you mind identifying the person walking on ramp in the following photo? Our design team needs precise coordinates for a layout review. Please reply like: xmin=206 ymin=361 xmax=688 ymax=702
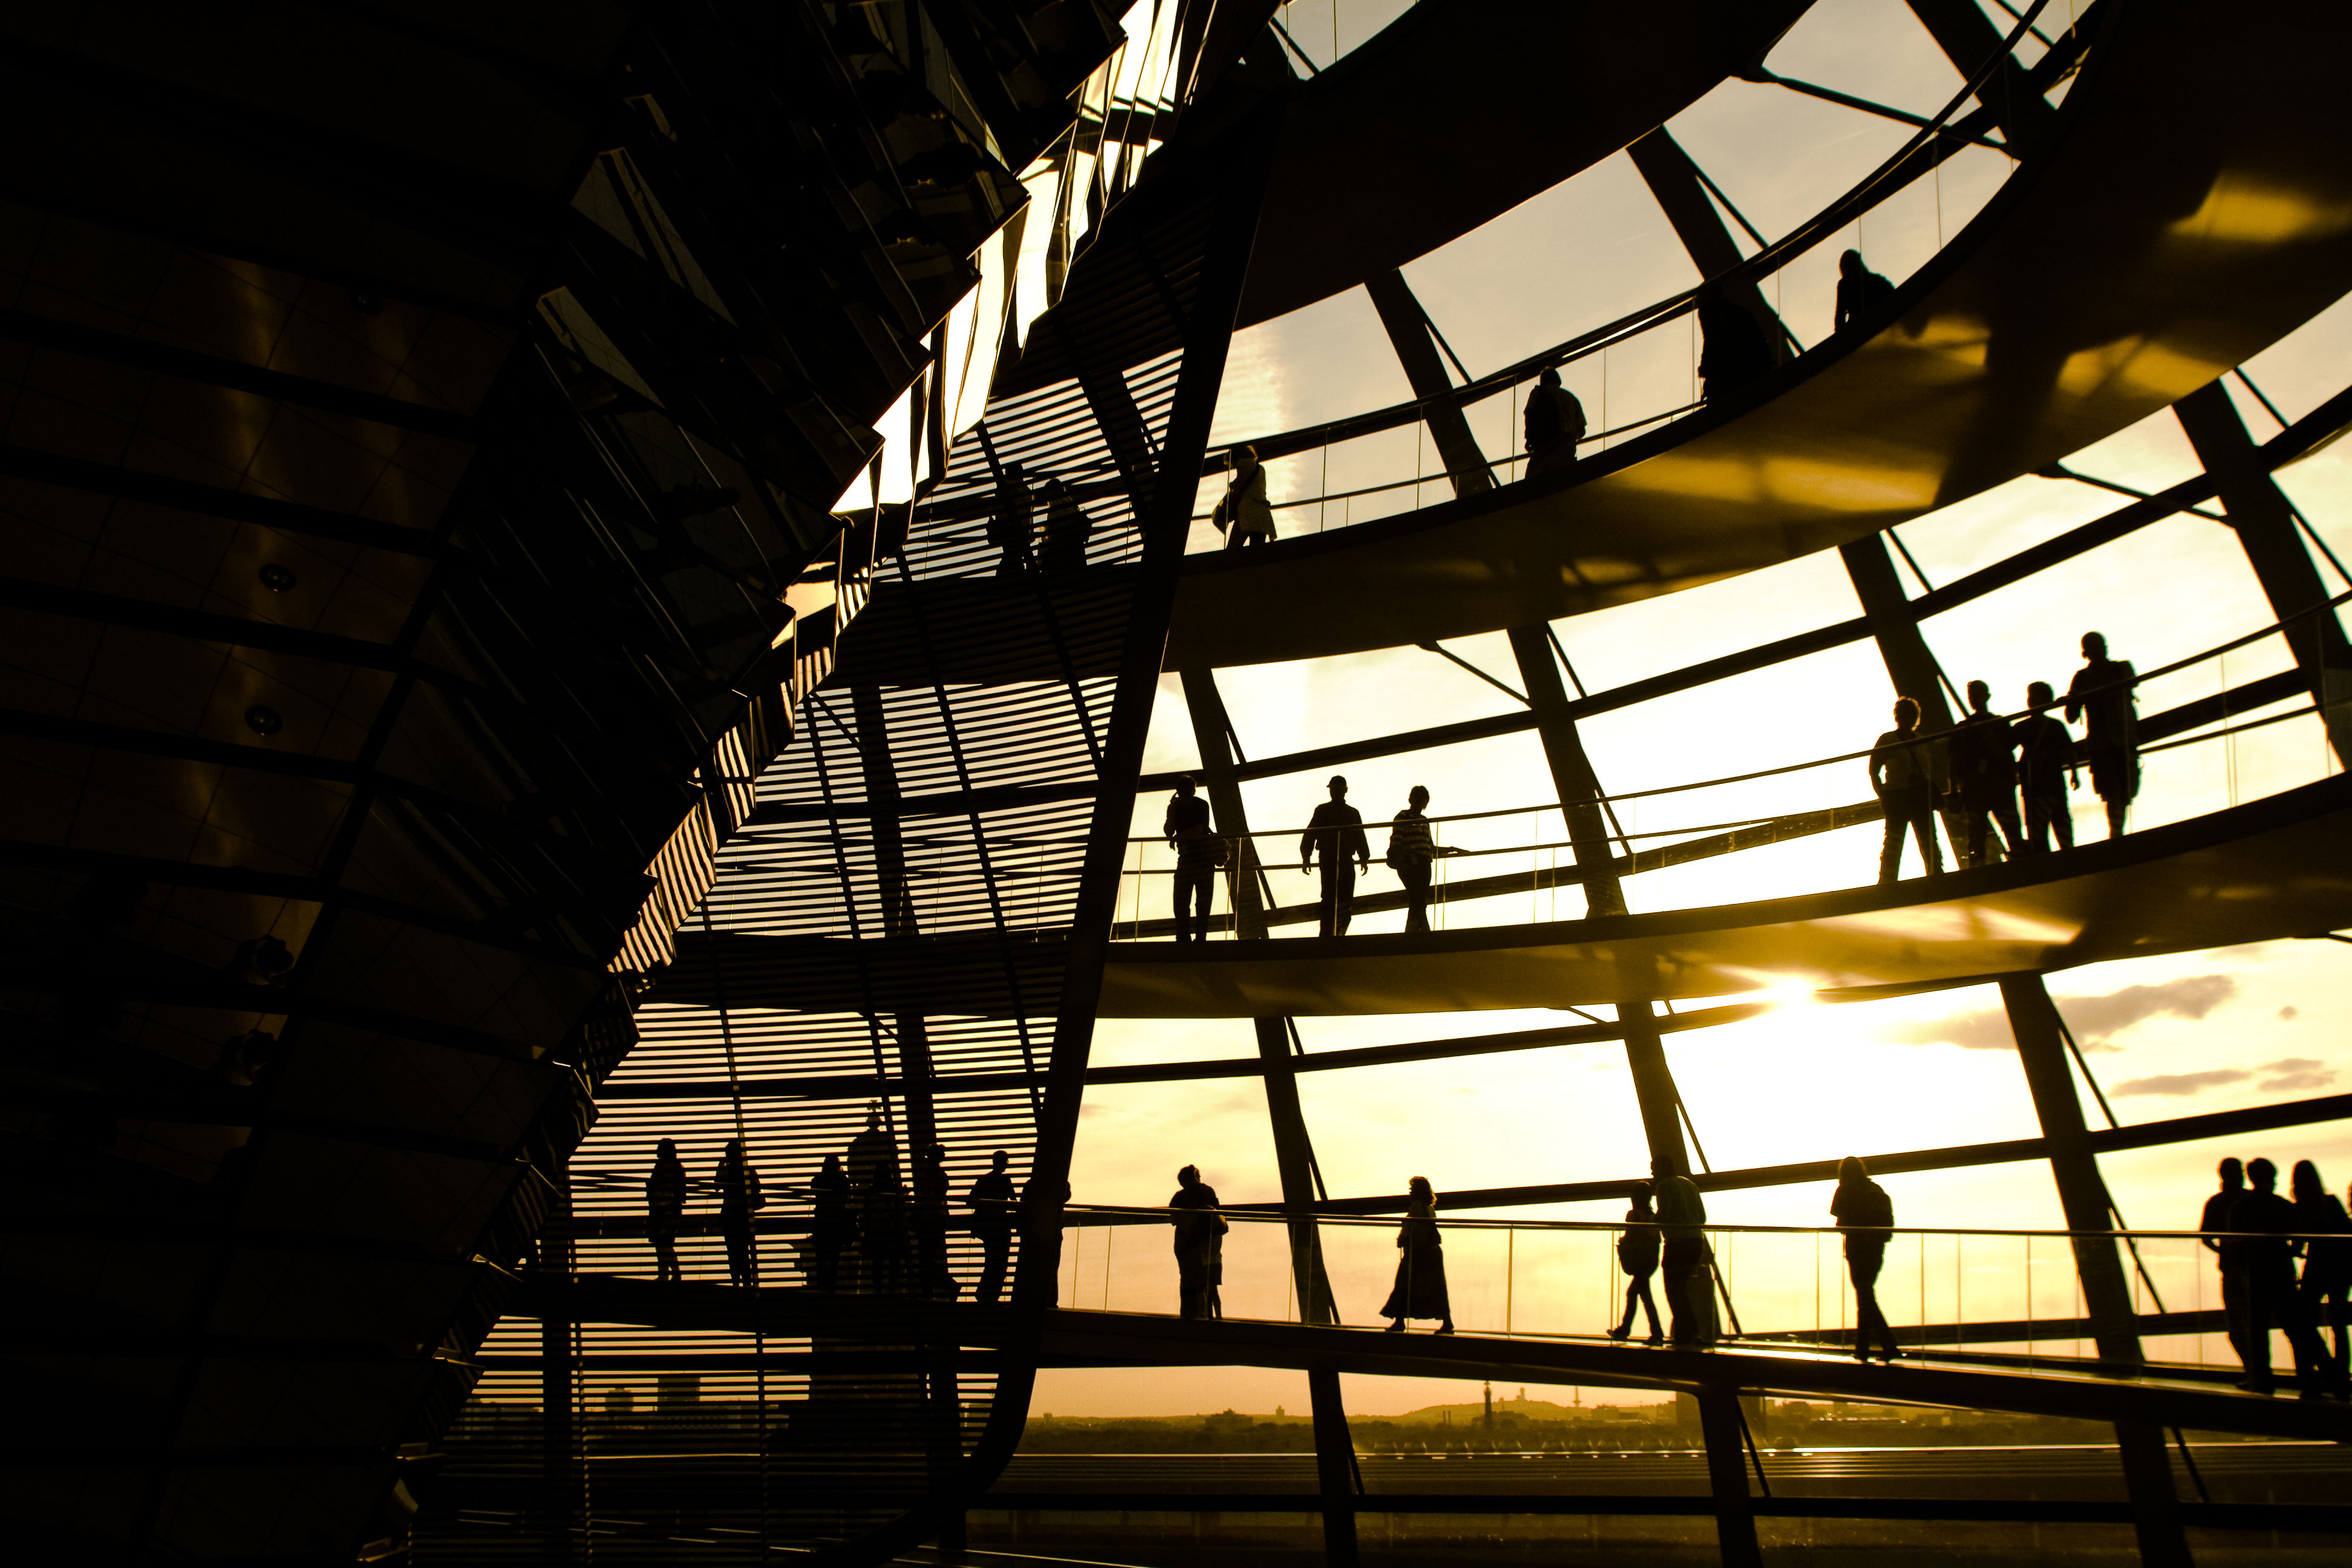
xmin=1833 ymin=1156 xmax=1901 ymax=1363
xmin=1607 ymin=1182 xmax=1666 ymax=1345
xmin=1382 ymin=1175 xmax=1455 ymax=1333
xmin=1301 ymin=775 xmax=1371 ymax=937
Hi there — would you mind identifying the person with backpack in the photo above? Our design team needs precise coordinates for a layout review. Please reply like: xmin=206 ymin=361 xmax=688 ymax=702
xmin=1607 ymin=1182 xmax=1666 ymax=1345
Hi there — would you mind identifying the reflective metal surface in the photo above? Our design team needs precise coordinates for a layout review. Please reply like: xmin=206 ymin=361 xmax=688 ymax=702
xmin=1168 ymin=0 xmax=2352 ymax=670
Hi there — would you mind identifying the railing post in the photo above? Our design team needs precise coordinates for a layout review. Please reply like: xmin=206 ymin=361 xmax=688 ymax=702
xmin=2001 ymin=973 xmax=2193 ymax=1568
xmin=538 ymin=1160 xmax=577 ymax=1564
xmin=1506 ymin=624 xmax=1626 ymax=917
xmin=2176 ymin=381 xmax=2352 ymax=765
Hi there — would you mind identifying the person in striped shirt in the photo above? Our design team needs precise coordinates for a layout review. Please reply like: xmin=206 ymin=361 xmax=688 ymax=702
xmin=1387 ymin=785 xmax=1465 ymax=934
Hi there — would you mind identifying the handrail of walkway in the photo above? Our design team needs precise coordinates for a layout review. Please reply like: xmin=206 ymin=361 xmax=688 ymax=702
xmin=1172 ymin=0 xmax=2079 ymax=515
xmin=1119 ymin=584 xmax=2352 ymax=851
xmin=901 ymin=0 xmax=2081 ymax=534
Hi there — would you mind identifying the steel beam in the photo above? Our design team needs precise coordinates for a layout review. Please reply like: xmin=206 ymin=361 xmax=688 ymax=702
xmin=2176 ymin=381 xmax=2352 ymax=763
xmin=1307 ymin=1367 xmax=1362 ymax=1568
xmin=1506 ymin=623 xmax=1626 ymax=917
xmin=1696 ymin=1385 xmax=1765 ymax=1568
xmin=2001 ymin=975 xmax=2193 ymax=1568
xmin=1364 ymin=270 xmax=1494 ymax=498
xmin=1904 ymin=0 xmax=2057 ymax=157
xmin=1627 ymin=128 xmax=1783 ymax=357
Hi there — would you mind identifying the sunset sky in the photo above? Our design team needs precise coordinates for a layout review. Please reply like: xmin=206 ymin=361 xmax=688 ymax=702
xmin=1035 ymin=0 xmax=2352 ymax=1416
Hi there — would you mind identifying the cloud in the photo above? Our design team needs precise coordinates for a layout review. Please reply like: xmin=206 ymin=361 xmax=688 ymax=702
xmin=1882 ymin=975 xmax=2238 ymax=1053
xmin=2062 ymin=976 xmax=2236 ymax=1043
xmin=2255 ymin=1057 xmax=2336 ymax=1093
xmin=2112 ymin=1068 xmax=2250 ymax=1097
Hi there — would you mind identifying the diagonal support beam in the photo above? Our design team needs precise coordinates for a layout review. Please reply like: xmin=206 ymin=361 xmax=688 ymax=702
xmin=1506 ymin=624 xmax=1625 ymax=917
xmin=1627 ymin=129 xmax=1784 ymax=359
xmin=1904 ymin=0 xmax=2057 ymax=158
xmin=2175 ymin=381 xmax=2352 ymax=764
xmin=1999 ymin=975 xmax=2190 ymax=1566
xmin=1179 ymin=667 xmax=1336 ymax=1323
xmin=1364 ymin=270 xmax=1494 ymax=498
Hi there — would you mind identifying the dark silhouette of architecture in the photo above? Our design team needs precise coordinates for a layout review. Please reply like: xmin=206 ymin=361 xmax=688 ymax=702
xmin=1166 ymin=777 xmax=1222 ymax=941
xmin=1386 ymin=785 xmax=1465 ymax=933
xmin=1169 ymin=1164 xmax=1226 ymax=1319
xmin=968 ymin=1151 xmax=1018 ymax=1307
xmin=716 ymin=1140 xmax=765 ymax=1290
xmin=1523 ymin=367 xmax=1587 ymax=476
xmin=2066 ymin=632 xmax=2141 ymax=837
xmin=1301 ymin=774 xmax=1372 ymax=936
xmin=1218 ymin=443 xmax=1278 ymax=546
xmin=1834 ymin=247 xmax=1896 ymax=332
xmin=1607 ymin=1183 xmax=1666 ymax=1344
xmin=1695 ymin=279 xmax=1774 ymax=400
xmin=1654 ymin=1159 xmax=1716 ymax=1347
xmin=1833 ymin=1155 xmax=1901 ymax=1363
xmin=811 ymin=1153 xmax=855 ymax=1293
xmin=1870 ymin=696 xmax=1946 ymax=881
xmin=2013 ymin=679 xmax=2079 ymax=853
xmin=2292 ymin=1160 xmax=2352 ymax=1391
xmin=2232 ymin=1157 xmax=2333 ymax=1395
xmin=647 ymin=1138 xmax=687 ymax=1284
xmin=1380 ymin=1176 xmax=1454 ymax=1333
xmin=2202 ymin=1157 xmax=2253 ymax=1372
xmin=1952 ymin=679 xmax=2024 ymax=866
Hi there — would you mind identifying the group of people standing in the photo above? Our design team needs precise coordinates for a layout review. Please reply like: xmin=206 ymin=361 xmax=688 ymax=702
xmin=985 ymin=460 xmax=1093 ymax=575
xmin=1871 ymin=632 xmax=2141 ymax=883
xmin=2200 ymin=1156 xmax=2351 ymax=1397
xmin=1161 ymin=774 xmax=1468 ymax=942
xmin=644 ymin=1116 xmax=1038 ymax=1303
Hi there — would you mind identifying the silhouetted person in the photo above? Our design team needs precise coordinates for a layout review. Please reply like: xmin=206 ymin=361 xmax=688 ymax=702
xmin=1037 ymin=475 xmax=1091 ymax=572
xmin=1165 ymin=777 xmax=1221 ymax=942
xmin=861 ymin=1155 xmax=913 ymax=1294
xmin=1832 ymin=1156 xmax=1900 ymax=1363
xmin=967 ymin=1149 xmax=1017 ymax=1305
xmin=1607 ymin=1183 xmax=1665 ymax=1344
xmin=1695 ymin=281 xmax=1773 ymax=402
xmin=1950 ymin=679 xmax=2022 ymax=867
xmin=1016 ymin=1173 xmax=1070 ymax=1306
xmin=809 ymin=1152 xmax=854 ymax=1292
xmin=2011 ymin=681 xmax=2077 ymax=854
xmin=714 ymin=1138 xmax=764 ymax=1289
xmin=1169 ymin=1165 xmax=1226 ymax=1319
xmin=1870 ymin=696 xmax=1944 ymax=883
xmin=913 ymin=1140 xmax=959 ymax=1299
xmin=647 ymin=1137 xmax=686 ymax=1284
xmin=2231 ymin=1157 xmax=2331 ymax=1395
xmin=2201 ymin=1157 xmax=2253 ymax=1373
xmin=1381 ymin=1176 xmax=1454 ymax=1333
xmin=1834 ymin=249 xmax=1896 ymax=333
xmin=1301 ymin=774 xmax=1370 ymax=937
xmin=2065 ymin=632 xmax=2138 ymax=837
xmin=1653 ymin=1159 xmax=1715 ymax=1346
xmin=1387 ymin=785 xmax=1466 ymax=934
xmin=988 ymin=460 xmax=1035 ymax=576
xmin=1523 ymin=367 xmax=1586 ymax=477
xmin=2292 ymin=1160 xmax=2351 ymax=1394
xmin=1218 ymin=445 xmax=1275 ymax=548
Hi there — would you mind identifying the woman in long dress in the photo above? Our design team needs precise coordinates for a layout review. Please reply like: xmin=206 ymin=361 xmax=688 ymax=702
xmin=1380 ymin=1175 xmax=1454 ymax=1333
